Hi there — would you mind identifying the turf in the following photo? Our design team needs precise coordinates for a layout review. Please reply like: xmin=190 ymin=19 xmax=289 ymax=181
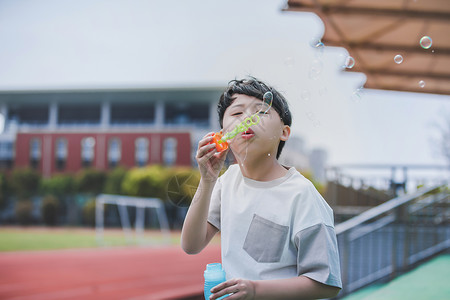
xmin=341 ymin=254 xmax=450 ymax=300
xmin=0 ymin=227 xmax=183 ymax=251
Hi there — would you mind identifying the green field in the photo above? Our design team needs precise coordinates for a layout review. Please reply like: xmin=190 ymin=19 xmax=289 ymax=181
xmin=0 ymin=227 xmax=187 ymax=252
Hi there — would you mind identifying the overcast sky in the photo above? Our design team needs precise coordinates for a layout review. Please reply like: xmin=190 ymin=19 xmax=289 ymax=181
xmin=0 ymin=0 xmax=449 ymax=173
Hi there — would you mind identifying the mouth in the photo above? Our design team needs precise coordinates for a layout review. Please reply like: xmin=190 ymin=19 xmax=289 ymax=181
xmin=241 ymin=128 xmax=255 ymax=139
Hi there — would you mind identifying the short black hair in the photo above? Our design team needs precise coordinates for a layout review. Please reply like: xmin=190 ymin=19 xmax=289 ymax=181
xmin=217 ymin=77 xmax=292 ymax=159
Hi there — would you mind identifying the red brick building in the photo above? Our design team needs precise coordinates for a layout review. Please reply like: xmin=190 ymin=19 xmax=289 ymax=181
xmin=15 ymin=131 xmax=191 ymax=177
xmin=0 ymin=87 xmax=223 ymax=177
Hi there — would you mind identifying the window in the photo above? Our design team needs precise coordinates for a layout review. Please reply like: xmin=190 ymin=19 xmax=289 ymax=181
xmin=135 ymin=138 xmax=149 ymax=167
xmin=0 ymin=141 xmax=14 ymax=169
xmin=164 ymin=103 xmax=209 ymax=127
xmin=108 ymin=138 xmax=121 ymax=168
xmin=55 ymin=138 xmax=68 ymax=170
xmin=81 ymin=137 xmax=95 ymax=167
xmin=8 ymin=104 xmax=48 ymax=126
xmin=30 ymin=138 xmax=41 ymax=169
xmin=111 ymin=103 xmax=155 ymax=125
xmin=163 ymin=137 xmax=177 ymax=166
xmin=58 ymin=104 xmax=101 ymax=125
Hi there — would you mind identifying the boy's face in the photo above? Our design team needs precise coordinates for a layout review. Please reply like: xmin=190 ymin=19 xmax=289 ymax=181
xmin=222 ymin=93 xmax=290 ymax=159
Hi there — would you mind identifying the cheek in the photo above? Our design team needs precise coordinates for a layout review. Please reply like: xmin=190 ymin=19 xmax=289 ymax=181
xmin=223 ymin=116 xmax=242 ymax=132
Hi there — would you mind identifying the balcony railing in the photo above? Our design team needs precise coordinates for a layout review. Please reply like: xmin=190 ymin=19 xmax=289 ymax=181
xmin=335 ymin=184 xmax=449 ymax=297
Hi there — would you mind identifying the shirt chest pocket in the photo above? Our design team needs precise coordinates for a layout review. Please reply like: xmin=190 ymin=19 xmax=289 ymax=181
xmin=243 ymin=214 xmax=289 ymax=263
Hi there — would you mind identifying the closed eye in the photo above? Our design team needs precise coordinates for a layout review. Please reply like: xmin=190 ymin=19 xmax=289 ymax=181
xmin=231 ymin=112 xmax=242 ymax=116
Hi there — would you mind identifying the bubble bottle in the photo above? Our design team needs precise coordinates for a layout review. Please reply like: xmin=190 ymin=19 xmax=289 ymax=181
xmin=204 ymin=263 xmax=228 ymax=300
xmin=210 ymin=91 xmax=273 ymax=152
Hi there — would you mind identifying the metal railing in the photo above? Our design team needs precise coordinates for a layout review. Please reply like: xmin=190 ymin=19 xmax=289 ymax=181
xmin=95 ymin=194 xmax=171 ymax=245
xmin=335 ymin=184 xmax=449 ymax=297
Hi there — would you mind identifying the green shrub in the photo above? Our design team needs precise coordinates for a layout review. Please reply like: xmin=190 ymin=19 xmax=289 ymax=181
xmin=10 ymin=168 xmax=41 ymax=199
xmin=103 ymin=167 xmax=127 ymax=195
xmin=41 ymin=175 xmax=75 ymax=197
xmin=41 ymin=195 xmax=60 ymax=226
xmin=82 ymin=198 xmax=97 ymax=227
xmin=15 ymin=200 xmax=34 ymax=225
xmin=300 ymin=169 xmax=326 ymax=196
xmin=76 ymin=169 xmax=106 ymax=195
xmin=121 ymin=165 xmax=170 ymax=200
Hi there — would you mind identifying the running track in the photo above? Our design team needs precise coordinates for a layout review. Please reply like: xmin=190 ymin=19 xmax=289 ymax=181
xmin=0 ymin=245 xmax=221 ymax=300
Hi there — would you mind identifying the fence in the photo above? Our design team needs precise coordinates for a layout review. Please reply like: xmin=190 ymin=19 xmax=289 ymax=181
xmin=335 ymin=184 xmax=449 ymax=297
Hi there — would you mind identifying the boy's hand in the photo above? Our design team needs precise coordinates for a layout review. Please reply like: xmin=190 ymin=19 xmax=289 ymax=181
xmin=210 ymin=278 xmax=255 ymax=300
xmin=196 ymin=132 xmax=229 ymax=182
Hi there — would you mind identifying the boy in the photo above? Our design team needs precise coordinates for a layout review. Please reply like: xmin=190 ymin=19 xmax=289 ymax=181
xmin=181 ymin=78 xmax=342 ymax=300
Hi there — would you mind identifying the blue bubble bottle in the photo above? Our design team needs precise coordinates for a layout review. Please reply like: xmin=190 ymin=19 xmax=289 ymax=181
xmin=204 ymin=263 xmax=228 ymax=300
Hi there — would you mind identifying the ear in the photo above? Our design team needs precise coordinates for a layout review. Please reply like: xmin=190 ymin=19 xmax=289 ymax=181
xmin=280 ymin=125 xmax=290 ymax=141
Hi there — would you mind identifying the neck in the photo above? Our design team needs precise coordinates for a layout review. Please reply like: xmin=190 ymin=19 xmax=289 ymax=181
xmin=237 ymin=153 xmax=288 ymax=181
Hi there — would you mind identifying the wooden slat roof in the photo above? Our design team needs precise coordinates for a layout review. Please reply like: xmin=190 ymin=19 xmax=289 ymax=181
xmin=284 ymin=0 xmax=450 ymax=95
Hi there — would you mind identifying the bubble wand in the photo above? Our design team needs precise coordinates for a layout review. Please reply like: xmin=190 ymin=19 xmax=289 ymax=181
xmin=211 ymin=91 xmax=273 ymax=152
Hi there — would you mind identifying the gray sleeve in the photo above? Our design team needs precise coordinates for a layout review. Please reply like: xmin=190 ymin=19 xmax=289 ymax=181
xmin=207 ymin=178 xmax=222 ymax=230
xmin=294 ymin=223 xmax=342 ymax=288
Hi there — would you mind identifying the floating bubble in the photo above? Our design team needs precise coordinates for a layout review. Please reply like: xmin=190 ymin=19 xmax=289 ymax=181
xmin=309 ymin=38 xmax=324 ymax=49
xmin=306 ymin=111 xmax=321 ymax=127
xmin=309 ymin=60 xmax=323 ymax=80
xmin=420 ymin=36 xmax=432 ymax=49
xmin=300 ymin=90 xmax=311 ymax=101
xmin=394 ymin=54 xmax=403 ymax=64
xmin=284 ymin=57 xmax=294 ymax=67
xmin=419 ymin=80 xmax=425 ymax=88
xmin=344 ymin=56 xmax=355 ymax=69
xmin=260 ymin=91 xmax=273 ymax=114
xmin=351 ymin=87 xmax=365 ymax=103
xmin=319 ymin=86 xmax=328 ymax=96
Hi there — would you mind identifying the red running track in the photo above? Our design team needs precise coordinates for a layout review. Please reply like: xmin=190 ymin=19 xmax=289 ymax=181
xmin=0 ymin=245 xmax=221 ymax=300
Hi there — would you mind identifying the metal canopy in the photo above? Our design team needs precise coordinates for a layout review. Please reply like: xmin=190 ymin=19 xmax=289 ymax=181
xmin=284 ymin=0 xmax=450 ymax=96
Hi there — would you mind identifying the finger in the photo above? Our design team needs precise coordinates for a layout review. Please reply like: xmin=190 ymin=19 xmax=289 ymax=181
xmin=211 ymin=279 xmax=236 ymax=293
xmin=210 ymin=285 xmax=238 ymax=300
xmin=215 ymin=147 xmax=229 ymax=159
xmin=196 ymin=143 xmax=217 ymax=158
xmin=198 ymin=135 xmax=215 ymax=148
xmin=198 ymin=151 xmax=219 ymax=169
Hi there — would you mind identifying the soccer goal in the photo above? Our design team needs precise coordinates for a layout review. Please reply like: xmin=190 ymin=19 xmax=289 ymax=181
xmin=95 ymin=194 xmax=171 ymax=245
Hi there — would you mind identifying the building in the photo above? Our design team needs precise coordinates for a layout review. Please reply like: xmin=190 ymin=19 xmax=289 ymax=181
xmin=0 ymin=87 xmax=223 ymax=177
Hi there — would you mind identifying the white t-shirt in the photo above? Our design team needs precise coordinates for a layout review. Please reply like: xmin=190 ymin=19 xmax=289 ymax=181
xmin=207 ymin=164 xmax=342 ymax=288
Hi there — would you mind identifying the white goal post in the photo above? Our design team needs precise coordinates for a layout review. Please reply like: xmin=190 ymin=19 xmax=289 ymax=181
xmin=95 ymin=194 xmax=171 ymax=245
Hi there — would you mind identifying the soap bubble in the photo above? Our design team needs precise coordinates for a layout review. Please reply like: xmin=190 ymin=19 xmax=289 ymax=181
xmin=309 ymin=38 xmax=325 ymax=58
xmin=309 ymin=60 xmax=323 ymax=80
xmin=260 ymin=91 xmax=273 ymax=113
xmin=315 ymin=41 xmax=325 ymax=49
xmin=284 ymin=57 xmax=294 ymax=67
xmin=351 ymin=87 xmax=365 ymax=102
xmin=167 ymin=172 xmax=198 ymax=207
xmin=344 ymin=56 xmax=355 ymax=69
xmin=309 ymin=38 xmax=324 ymax=49
xmin=300 ymin=90 xmax=311 ymax=101
xmin=319 ymin=86 xmax=328 ymax=96
xmin=394 ymin=55 xmax=403 ymax=64
xmin=419 ymin=80 xmax=425 ymax=88
xmin=419 ymin=36 xmax=432 ymax=49
xmin=306 ymin=111 xmax=321 ymax=127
